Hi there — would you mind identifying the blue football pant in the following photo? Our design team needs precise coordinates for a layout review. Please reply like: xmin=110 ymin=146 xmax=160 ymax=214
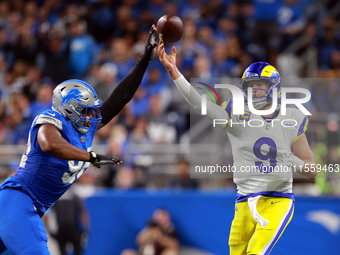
xmin=0 ymin=188 xmax=50 ymax=255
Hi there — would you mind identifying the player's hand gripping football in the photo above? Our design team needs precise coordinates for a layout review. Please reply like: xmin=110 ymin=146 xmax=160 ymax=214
xmin=89 ymin=151 xmax=122 ymax=168
xmin=143 ymin=25 xmax=158 ymax=60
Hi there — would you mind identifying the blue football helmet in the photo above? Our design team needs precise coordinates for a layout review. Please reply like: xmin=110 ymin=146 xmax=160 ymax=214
xmin=52 ymin=79 xmax=102 ymax=134
xmin=240 ymin=62 xmax=281 ymax=109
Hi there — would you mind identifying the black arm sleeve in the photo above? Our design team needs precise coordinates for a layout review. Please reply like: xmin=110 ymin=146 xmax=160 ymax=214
xmin=100 ymin=55 xmax=150 ymax=125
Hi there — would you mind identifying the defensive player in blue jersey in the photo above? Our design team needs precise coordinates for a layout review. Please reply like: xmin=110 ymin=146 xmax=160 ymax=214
xmin=0 ymin=26 xmax=158 ymax=255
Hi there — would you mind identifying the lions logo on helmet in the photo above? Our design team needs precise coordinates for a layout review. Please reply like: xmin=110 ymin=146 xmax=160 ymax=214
xmin=240 ymin=62 xmax=281 ymax=110
xmin=59 ymin=88 xmax=84 ymax=106
xmin=52 ymin=79 xmax=102 ymax=134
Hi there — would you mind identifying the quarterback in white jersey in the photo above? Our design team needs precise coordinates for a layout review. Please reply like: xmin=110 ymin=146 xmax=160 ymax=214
xmin=157 ymin=40 xmax=316 ymax=255
xmin=228 ymin=103 xmax=308 ymax=197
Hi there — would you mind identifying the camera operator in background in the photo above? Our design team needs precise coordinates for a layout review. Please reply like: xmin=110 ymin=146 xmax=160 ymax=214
xmin=121 ymin=208 xmax=179 ymax=255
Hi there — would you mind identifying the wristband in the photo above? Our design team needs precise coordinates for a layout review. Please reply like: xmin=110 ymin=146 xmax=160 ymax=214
xmin=292 ymin=155 xmax=305 ymax=171
xmin=89 ymin=151 xmax=97 ymax=163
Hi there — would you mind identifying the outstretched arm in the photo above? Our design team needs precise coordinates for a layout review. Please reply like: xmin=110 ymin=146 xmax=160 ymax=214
xmin=38 ymin=124 xmax=91 ymax=161
xmin=99 ymin=25 xmax=158 ymax=128
xmin=38 ymin=124 xmax=122 ymax=167
xmin=158 ymin=41 xmax=229 ymax=129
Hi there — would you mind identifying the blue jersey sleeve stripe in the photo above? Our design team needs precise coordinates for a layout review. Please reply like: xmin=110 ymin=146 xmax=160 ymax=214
xmin=297 ymin=116 xmax=307 ymax=136
xmin=225 ymin=98 xmax=233 ymax=119
xmin=294 ymin=116 xmax=308 ymax=142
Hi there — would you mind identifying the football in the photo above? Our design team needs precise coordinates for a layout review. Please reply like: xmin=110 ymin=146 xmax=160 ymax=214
xmin=156 ymin=15 xmax=184 ymax=43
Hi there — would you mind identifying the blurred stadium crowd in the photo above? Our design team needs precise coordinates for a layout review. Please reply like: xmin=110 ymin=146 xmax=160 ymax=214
xmin=0 ymin=0 xmax=339 ymax=194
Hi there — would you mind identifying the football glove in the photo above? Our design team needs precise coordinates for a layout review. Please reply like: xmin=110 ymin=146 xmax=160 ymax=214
xmin=143 ymin=26 xmax=158 ymax=61
xmin=89 ymin=151 xmax=122 ymax=168
xmin=282 ymin=153 xmax=305 ymax=172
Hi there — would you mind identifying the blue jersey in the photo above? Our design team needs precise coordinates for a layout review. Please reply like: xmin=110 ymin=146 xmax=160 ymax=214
xmin=0 ymin=110 xmax=96 ymax=217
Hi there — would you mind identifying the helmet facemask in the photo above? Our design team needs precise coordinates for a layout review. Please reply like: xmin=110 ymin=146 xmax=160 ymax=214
xmin=52 ymin=80 xmax=102 ymax=134
xmin=241 ymin=77 xmax=281 ymax=110
xmin=73 ymin=104 xmax=102 ymax=134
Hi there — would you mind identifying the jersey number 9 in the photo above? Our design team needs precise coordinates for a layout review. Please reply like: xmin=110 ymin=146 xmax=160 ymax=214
xmin=253 ymin=137 xmax=277 ymax=173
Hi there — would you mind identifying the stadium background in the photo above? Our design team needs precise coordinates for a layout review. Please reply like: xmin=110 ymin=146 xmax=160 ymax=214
xmin=0 ymin=0 xmax=339 ymax=254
